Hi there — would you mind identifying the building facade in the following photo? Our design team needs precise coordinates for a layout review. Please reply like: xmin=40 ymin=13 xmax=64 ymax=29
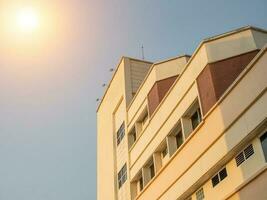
xmin=97 ymin=26 xmax=267 ymax=200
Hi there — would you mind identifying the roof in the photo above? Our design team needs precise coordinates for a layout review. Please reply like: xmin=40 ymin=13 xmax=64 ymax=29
xmin=96 ymin=25 xmax=267 ymax=113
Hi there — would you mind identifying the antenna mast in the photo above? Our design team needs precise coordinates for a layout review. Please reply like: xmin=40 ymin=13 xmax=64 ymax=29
xmin=141 ymin=45 xmax=145 ymax=60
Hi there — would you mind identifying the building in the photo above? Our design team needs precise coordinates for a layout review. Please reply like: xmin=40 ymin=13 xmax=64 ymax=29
xmin=97 ymin=26 xmax=267 ymax=200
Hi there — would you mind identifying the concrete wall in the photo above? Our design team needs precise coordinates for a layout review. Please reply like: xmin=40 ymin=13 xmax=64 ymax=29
xmin=135 ymin=47 xmax=267 ymax=200
xmin=129 ymin=59 xmax=151 ymax=95
xmin=197 ymin=50 xmax=259 ymax=115
xmin=227 ymin=168 xmax=267 ymax=200
xmin=97 ymin=58 xmax=153 ymax=200
xmin=97 ymin=26 xmax=267 ymax=200
xmin=127 ymin=56 xmax=189 ymax=128
xmin=147 ymin=76 xmax=178 ymax=115
xmin=97 ymin=59 xmax=126 ymax=200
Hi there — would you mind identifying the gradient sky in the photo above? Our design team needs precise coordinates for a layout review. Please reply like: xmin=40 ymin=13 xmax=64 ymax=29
xmin=0 ymin=0 xmax=267 ymax=199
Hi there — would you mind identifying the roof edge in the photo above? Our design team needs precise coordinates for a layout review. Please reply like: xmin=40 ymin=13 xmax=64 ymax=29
xmin=96 ymin=56 xmax=153 ymax=112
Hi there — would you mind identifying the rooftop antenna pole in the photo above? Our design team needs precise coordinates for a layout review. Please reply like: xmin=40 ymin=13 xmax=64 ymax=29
xmin=141 ymin=45 xmax=145 ymax=60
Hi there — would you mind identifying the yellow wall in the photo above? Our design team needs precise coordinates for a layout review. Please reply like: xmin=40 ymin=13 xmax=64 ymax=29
xmin=97 ymin=58 xmax=152 ymax=200
xmin=97 ymin=26 xmax=267 ymax=200
xmin=135 ymin=47 xmax=267 ymax=200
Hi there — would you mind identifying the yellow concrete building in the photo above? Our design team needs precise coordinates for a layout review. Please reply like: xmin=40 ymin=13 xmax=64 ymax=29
xmin=97 ymin=26 xmax=267 ymax=200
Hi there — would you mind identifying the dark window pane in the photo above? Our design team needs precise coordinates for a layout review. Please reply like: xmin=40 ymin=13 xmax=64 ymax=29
xmin=132 ymin=130 xmax=136 ymax=142
xmin=260 ymin=132 xmax=267 ymax=161
xmin=139 ymin=177 xmax=143 ymax=191
xmin=235 ymin=152 xmax=245 ymax=166
xmin=219 ymin=168 xmax=227 ymax=181
xmin=191 ymin=108 xmax=202 ymax=130
xmin=196 ymin=188 xmax=204 ymax=200
xmin=118 ymin=163 xmax=127 ymax=189
xmin=117 ymin=122 xmax=125 ymax=145
xmin=244 ymin=144 xmax=254 ymax=159
xmin=175 ymin=131 xmax=183 ymax=149
xmin=150 ymin=163 xmax=155 ymax=179
xmin=162 ymin=146 xmax=168 ymax=157
xmin=212 ymin=174 xmax=220 ymax=187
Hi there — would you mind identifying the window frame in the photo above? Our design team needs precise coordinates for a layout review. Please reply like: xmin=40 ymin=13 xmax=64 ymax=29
xmin=182 ymin=99 xmax=203 ymax=138
xmin=235 ymin=144 xmax=255 ymax=167
xmin=118 ymin=163 xmax=127 ymax=189
xmin=128 ymin=126 xmax=137 ymax=148
xmin=117 ymin=122 xmax=125 ymax=146
xmin=211 ymin=167 xmax=227 ymax=187
xmin=196 ymin=187 xmax=205 ymax=200
xmin=191 ymin=107 xmax=202 ymax=130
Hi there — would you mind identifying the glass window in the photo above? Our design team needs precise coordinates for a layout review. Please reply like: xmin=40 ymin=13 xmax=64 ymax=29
xmin=260 ymin=132 xmax=267 ymax=161
xmin=128 ymin=127 xmax=137 ymax=148
xmin=132 ymin=129 xmax=137 ymax=142
xmin=235 ymin=144 xmax=254 ymax=166
xmin=212 ymin=167 xmax=228 ymax=187
xmin=117 ymin=122 xmax=125 ymax=145
xmin=118 ymin=163 xmax=127 ymax=189
xmin=161 ymin=146 xmax=168 ymax=158
xmin=149 ymin=163 xmax=155 ymax=179
xmin=191 ymin=108 xmax=202 ymax=130
xmin=175 ymin=131 xmax=183 ymax=149
xmin=139 ymin=176 xmax=143 ymax=191
xmin=142 ymin=111 xmax=148 ymax=126
xmin=211 ymin=174 xmax=220 ymax=187
xmin=219 ymin=167 xmax=227 ymax=181
xmin=196 ymin=188 xmax=204 ymax=200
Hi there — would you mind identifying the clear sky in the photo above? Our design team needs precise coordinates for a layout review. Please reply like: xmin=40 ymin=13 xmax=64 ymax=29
xmin=0 ymin=0 xmax=266 ymax=199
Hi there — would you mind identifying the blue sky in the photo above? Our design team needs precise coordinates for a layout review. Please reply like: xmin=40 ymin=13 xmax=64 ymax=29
xmin=0 ymin=0 xmax=266 ymax=199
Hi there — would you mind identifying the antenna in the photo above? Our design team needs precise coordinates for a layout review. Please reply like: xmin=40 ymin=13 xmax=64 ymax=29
xmin=141 ymin=45 xmax=145 ymax=60
xmin=96 ymin=67 xmax=114 ymax=105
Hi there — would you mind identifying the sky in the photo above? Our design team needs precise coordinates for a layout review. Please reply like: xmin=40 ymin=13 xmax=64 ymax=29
xmin=0 ymin=0 xmax=266 ymax=199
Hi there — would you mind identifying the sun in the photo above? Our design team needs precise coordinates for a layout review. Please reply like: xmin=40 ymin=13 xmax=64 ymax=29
xmin=16 ymin=7 xmax=39 ymax=32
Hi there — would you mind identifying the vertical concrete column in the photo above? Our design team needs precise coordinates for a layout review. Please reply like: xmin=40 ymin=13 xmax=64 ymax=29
xmin=130 ymin=182 xmax=137 ymax=200
xmin=153 ymin=152 xmax=162 ymax=173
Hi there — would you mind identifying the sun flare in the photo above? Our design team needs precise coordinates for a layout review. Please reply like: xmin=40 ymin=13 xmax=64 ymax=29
xmin=16 ymin=7 xmax=39 ymax=32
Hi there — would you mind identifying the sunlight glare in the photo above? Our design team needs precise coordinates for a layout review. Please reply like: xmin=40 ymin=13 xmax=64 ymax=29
xmin=16 ymin=7 xmax=39 ymax=32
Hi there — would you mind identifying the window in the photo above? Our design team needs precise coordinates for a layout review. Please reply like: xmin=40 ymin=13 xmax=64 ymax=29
xmin=196 ymin=188 xmax=205 ymax=200
xmin=136 ymin=108 xmax=149 ymax=135
xmin=235 ymin=144 xmax=254 ymax=166
xmin=118 ymin=163 xmax=127 ymax=189
xmin=244 ymin=144 xmax=254 ymax=159
xmin=191 ymin=108 xmax=202 ymax=130
xmin=131 ymin=129 xmax=137 ymax=142
xmin=260 ymin=132 xmax=267 ymax=161
xmin=182 ymin=100 xmax=202 ymax=138
xmin=175 ymin=130 xmax=183 ymax=149
xmin=168 ymin=122 xmax=184 ymax=156
xmin=161 ymin=146 xmax=168 ymax=158
xmin=211 ymin=167 xmax=227 ymax=187
xmin=235 ymin=152 xmax=245 ymax=166
xmin=138 ymin=176 xmax=143 ymax=191
xmin=141 ymin=110 xmax=148 ymax=127
xmin=149 ymin=163 xmax=155 ymax=179
xmin=219 ymin=168 xmax=227 ymax=181
xmin=128 ymin=127 xmax=137 ymax=148
xmin=117 ymin=122 xmax=125 ymax=145
xmin=143 ymin=158 xmax=155 ymax=186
